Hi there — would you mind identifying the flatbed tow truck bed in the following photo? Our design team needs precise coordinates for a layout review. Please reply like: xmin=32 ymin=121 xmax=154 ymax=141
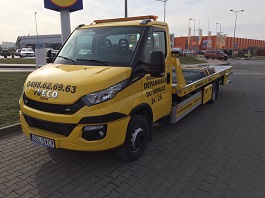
xmin=172 ymin=65 xmax=232 ymax=96
xmin=170 ymin=64 xmax=232 ymax=123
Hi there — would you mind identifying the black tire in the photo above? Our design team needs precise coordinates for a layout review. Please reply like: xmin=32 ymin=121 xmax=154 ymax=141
xmin=208 ymin=82 xmax=218 ymax=104
xmin=115 ymin=115 xmax=149 ymax=162
xmin=205 ymin=56 xmax=209 ymax=59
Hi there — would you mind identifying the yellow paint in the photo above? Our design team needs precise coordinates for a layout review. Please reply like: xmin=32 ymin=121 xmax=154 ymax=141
xmin=51 ymin=0 xmax=78 ymax=7
xmin=223 ymin=73 xmax=229 ymax=85
xmin=203 ymin=84 xmax=213 ymax=104
xmin=172 ymin=57 xmax=186 ymax=89
xmin=176 ymin=95 xmax=202 ymax=117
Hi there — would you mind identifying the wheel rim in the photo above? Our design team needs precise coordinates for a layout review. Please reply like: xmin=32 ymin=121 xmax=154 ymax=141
xmin=130 ymin=127 xmax=145 ymax=152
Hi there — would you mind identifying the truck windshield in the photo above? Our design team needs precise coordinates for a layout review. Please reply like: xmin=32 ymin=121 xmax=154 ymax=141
xmin=54 ymin=26 xmax=144 ymax=66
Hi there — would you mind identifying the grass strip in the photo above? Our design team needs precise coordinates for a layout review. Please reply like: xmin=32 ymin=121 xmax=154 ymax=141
xmin=180 ymin=56 xmax=207 ymax=64
xmin=0 ymin=72 xmax=30 ymax=128
xmin=0 ymin=58 xmax=36 ymax=64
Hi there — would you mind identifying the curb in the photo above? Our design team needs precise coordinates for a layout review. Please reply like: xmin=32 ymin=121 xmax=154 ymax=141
xmin=182 ymin=62 xmax=229 ymax=67
xmin=0 ymin=65 xmax=37 ymax=69
xmin=0 ymin=123 xmax=21 ymax=137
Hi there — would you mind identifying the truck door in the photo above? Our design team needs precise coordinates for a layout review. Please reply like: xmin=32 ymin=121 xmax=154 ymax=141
xmin=142 ymin=26 xmax=172 ymax=122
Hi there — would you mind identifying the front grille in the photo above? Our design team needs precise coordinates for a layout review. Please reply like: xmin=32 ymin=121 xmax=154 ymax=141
xmin=23 ymin=93 xmax=85 ymax=114
xmin=24 ymin=114 xmax=76 ymax=137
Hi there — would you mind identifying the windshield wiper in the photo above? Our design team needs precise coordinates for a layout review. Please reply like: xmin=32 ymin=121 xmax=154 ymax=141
xmin=57 ymin=56 xmax=76 ymax=65
xmin=75 ymin=59 xmax=109 ymax=66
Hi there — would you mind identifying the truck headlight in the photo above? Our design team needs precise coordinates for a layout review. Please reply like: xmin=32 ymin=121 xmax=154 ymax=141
xmin=82 ymin=79 xmax=128 ymax=106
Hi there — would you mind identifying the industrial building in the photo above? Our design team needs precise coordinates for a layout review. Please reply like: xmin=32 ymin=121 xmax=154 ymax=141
xmin=16 ymin=34 xmax=62 ymax=50
xmin=1 ymin=42 xmax=16 ymax=49
xmin=174 ymin=35 xmax=265 ymax=56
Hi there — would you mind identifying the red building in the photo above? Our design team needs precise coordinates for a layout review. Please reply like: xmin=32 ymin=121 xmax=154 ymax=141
xmin=174 ymin=35 xmax=265 ymax=52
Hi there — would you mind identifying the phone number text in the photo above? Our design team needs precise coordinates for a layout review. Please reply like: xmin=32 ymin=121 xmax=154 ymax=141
xmin=27 ymin=81 xmax=77 ymax=93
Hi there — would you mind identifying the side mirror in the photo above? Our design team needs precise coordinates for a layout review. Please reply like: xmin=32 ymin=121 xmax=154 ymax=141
xmin=46 ymin=49 xmax=53 ymax=63
xmin=144 ymin=51 xmax=165 ymax=77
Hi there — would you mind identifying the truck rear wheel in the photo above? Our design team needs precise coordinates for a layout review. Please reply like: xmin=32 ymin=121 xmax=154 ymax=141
xmin=115 ymin=115 xmax=149 ymax=162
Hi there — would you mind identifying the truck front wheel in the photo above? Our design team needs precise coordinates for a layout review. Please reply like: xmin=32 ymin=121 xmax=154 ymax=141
xmin=115 ymin=115 xmax=149 ymax=162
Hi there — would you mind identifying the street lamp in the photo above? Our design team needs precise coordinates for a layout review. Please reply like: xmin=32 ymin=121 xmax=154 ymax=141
xmin=230 ymin=9 xmax=244 ymax=58
xmin=125 ymin=0 xmax=127 ymax=18
xmin=189 ymin=18 xmax=196 ymax=51
xmin=216 ymin=23 xmax=219 ymax=36
xmin=190 ymin=18 xmax=195 ymax=36
xmin=34 ymin=12 xmax=39 ymax=49
xmin=156 ymin=0 xmax=168 ymax=22
xmin=216 ymin=23 xmax=221 ymax=50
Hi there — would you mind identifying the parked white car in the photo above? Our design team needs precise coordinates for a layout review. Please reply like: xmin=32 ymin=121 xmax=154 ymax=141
xmin=20 ymin=48 xmax=35 ymax=58
xmin=182 ymin=49 xmax=191 ymax=55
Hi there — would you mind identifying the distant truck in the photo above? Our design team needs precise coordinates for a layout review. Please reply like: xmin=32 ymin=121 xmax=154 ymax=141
xmin=1 ymin=49 xmax=10 ymax=58
xmin=19 ymin=15 xmax=232 ymax=161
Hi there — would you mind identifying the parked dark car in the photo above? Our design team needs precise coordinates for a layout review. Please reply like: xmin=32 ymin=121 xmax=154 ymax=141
xmin=52 ymin=50 xmax=59 ymax=57
xmin=204 ymin=50 xmax=228 ymax=60
xmin=15 ymin=49 xmax=21 ymax=56
xmin=1 ymin=49 xmax=10 ymax=58
xmin=198 ymin=50 xmax=204 ymax=55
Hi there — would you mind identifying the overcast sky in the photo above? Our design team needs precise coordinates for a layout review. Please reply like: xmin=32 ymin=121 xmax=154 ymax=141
xmin=0 ymin=0 xmax=264 ymax=43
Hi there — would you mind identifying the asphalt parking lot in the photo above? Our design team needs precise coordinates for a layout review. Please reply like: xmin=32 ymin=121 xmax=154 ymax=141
xmin=1 ymin=59 xmax=265 ymax=198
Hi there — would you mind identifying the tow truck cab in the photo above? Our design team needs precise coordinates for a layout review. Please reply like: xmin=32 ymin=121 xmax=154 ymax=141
xmin=20 ymin=16 xmax=173 ymax=161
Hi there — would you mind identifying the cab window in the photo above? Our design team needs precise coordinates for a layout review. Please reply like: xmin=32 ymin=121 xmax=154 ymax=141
xmin=55 ymin=26 xmax=144 ymax=66
xmin=143 ymin=27 xmax=167 ymax=61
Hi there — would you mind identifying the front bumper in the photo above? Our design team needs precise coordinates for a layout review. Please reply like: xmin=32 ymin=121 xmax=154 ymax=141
xmin=21 ymin=54 xmax=35 ymax=57
xmin=20 ymin=111 xmax=130 ymax=151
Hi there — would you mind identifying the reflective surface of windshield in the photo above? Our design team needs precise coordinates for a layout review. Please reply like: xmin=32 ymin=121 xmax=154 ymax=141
xmin=54 ymin=26 xmax=144 ymax=66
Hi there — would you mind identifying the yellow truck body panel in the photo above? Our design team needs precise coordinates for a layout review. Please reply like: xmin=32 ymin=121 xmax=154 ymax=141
xmin=19 ymin=15 xmax=232 ymax=161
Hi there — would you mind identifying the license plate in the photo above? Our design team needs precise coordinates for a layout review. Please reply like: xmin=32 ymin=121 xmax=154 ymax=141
xmin=30 ymin=134 xmax=55 ymax=148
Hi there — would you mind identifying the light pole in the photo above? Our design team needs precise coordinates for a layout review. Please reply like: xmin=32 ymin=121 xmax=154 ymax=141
xmin=217 ymin=23 xmax=221 ymax=50
xmin=216 ymin=23 xmax=219 ymax=36
xmin=189 ymin=18 xmax=196 ymax=51
xmin=188 ymin=18 xmax=191 ymax=50
xmin=230 ymin=9 xmax=244 ymax=58
xmin=34 ymin=12 xmax=39 ymax=49
xmin=216 ymin=22 xmax=221 ymax=50
xmin=190 ymin=18 xmax=195 ymax=36
xmin=125 ymin=0 xmax=127 ymax=18
xmin=156 ymin=0 xmax=168 ymax=22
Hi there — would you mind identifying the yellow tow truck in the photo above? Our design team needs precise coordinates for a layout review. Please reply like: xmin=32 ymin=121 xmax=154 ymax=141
xmin=19 ymin=16 xmax=232 ymax=161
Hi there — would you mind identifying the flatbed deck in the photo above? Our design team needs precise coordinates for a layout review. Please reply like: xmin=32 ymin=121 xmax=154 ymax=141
xmin=172 ymin=65 xmax=232 ymax=97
